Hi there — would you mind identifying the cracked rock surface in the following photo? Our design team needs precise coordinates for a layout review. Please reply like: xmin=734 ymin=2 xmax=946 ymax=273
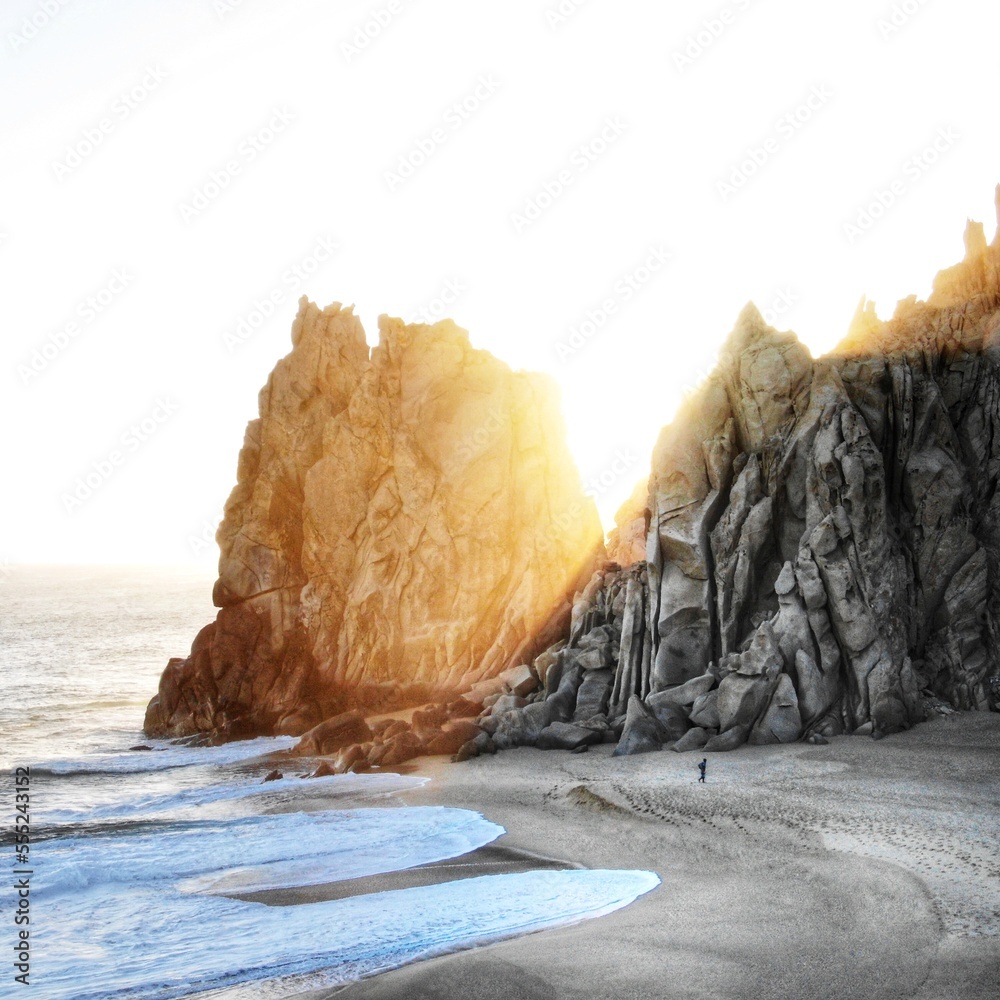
xmin=483 ymin=204 xmax=1000 ymax=756
xmin=145 ymin=302 xmax=604 ymax=738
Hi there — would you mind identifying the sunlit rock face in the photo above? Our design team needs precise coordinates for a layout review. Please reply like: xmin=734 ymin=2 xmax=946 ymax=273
xmin=145 ymin=300 xmax=604 ymax=738
xmin=483 ymin=202 xmax=1000 ymax=757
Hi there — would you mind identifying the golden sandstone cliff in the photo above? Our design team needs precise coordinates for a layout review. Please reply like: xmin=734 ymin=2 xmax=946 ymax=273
xmin=145 ymin=304 xmax=604 ymax=738
xmin=148 ymin=196 xmax=1000 ymax=765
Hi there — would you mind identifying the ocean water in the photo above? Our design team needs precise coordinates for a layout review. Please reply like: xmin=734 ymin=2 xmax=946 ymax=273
xmin=1 ymin=566 xmax=659 ymax=998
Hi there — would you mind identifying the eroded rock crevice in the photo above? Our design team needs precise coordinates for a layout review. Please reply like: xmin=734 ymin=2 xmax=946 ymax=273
xmin=473 ymin=208 xmax=1000 ymax=759
xmin=148 ymin=202 xmax=1000 ymax=762
xmin=145 ymin=303 xmax=605 ymax=739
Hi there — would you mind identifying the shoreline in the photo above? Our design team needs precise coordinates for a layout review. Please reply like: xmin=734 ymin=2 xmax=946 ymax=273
xmin=273 ymin=711 xmax=1000 ymax=1000
xmin=232 ymin=842 xmax=583 ymax=907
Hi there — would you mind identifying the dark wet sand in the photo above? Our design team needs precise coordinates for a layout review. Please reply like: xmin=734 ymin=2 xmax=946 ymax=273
xmin=231 ymin=843 xmax=581 ymax=906
xmin=278 ymin=712 xmax=1000 ymax=1000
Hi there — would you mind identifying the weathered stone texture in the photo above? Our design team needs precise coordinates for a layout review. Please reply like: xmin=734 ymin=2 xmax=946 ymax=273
xmin=481 ymin=203 xmax=1000 ymax=756
xmin=146 ymin=301 xmax=604 ymax=738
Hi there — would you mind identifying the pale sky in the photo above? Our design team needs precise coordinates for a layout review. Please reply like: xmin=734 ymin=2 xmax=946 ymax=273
xmin=1 ymin=0 xmax=998 ymax=566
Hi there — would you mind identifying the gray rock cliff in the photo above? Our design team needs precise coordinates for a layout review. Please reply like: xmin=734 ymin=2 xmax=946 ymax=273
xmin=147 ymin=198 xmax=1000 ymax=765
xmin=475 ymin=200 xmax=1000 ymax=758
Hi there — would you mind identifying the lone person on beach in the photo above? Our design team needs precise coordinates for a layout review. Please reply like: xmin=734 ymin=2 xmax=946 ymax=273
xmin=698 ymin=758 xmax=707 ymax=783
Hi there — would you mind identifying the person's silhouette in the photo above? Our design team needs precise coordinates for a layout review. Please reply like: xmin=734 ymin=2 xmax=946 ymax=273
xmin=698 ymin=758 xmax=707 ymax=783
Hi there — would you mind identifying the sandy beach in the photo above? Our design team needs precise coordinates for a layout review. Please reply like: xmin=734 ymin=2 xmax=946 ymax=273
xmin=271 ymin=712 xmax=1000 ymax=1000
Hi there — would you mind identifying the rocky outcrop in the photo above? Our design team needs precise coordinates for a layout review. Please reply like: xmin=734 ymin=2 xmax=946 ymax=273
xmin=148 ymin=198 xmax=1000 ymax=764
xmin=145 ymin=301 xmax=604 ymax=738
xmin=470 ymin=200 xmax=1000 ymax=758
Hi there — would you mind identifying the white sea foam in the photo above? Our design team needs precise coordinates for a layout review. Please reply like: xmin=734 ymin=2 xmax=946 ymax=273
xmin=36 ymin=806 xmax=504 ymax=897
xmin=35 ymin=735 xmax=299 ymax=774
xmin=40 ymin=770 xmax=427 ymax=826
xmin=37 ymin=796 xmax=660 ymax=999
xmin=40 ymin=868 xmax=661 ymax=999
xmin=9 ymin=569 xmax=662 ymax=999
